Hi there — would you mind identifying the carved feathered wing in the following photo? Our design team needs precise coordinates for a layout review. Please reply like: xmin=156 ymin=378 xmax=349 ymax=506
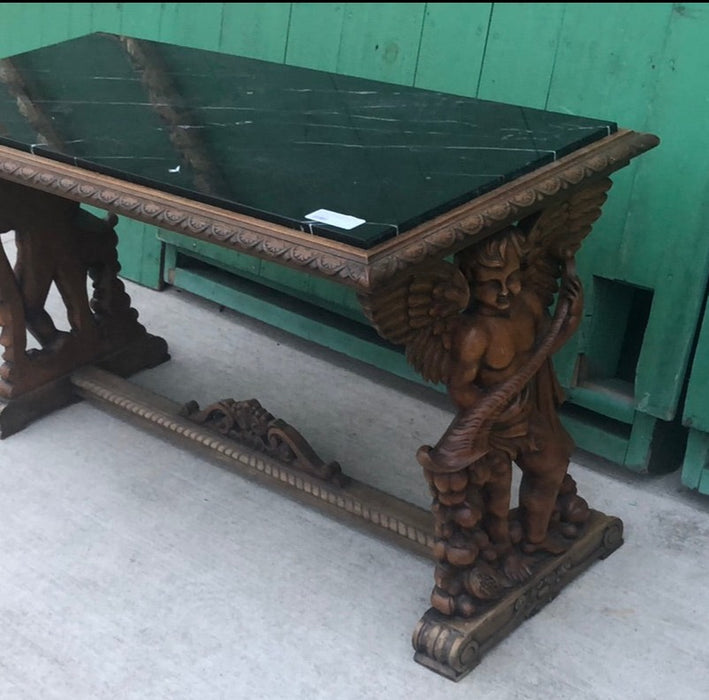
xmin=524 ymin=177 xmax=612 ymax=308
xmin=359 ymin=261 xmax=470 ymax=385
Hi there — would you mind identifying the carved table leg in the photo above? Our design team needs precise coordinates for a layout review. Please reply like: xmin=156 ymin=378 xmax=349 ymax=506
xmin=360 ymin=179 xmax=623 ymax=680
xmin=0 ymin=180 xmax=168 ymax=436
xmin=411 ymin=510 xmax=623 ymax=681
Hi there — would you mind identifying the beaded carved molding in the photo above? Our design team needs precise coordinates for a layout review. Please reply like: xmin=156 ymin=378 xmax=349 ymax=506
xmin=0 ymin=130 xmax=657 ymax=293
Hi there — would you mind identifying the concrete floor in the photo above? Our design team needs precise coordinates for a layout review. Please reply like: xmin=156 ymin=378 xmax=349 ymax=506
xmin=1 ymin=278 xmax=708 ymax=700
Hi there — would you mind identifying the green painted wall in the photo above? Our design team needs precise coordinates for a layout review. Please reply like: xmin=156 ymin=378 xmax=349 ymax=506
xmin=1 ymin=2 xmax=707 ymax=435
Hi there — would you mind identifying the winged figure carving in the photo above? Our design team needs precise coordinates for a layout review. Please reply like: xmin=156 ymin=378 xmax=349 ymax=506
xmin=362 ymin=177 xmax=611 ymax=422
xmin=360 ymin=178 xmax=612 ymax=617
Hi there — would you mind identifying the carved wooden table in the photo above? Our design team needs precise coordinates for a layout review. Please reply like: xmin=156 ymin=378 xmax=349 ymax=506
xmin=0 ymin=33 xmax=658 ymax=681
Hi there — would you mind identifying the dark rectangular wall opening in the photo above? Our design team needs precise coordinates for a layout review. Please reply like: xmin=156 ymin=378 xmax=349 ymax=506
xmin=579 ymin=276 xmax=654 ymax=392
xmin=615 ymin=284 xmax=654 ymax=383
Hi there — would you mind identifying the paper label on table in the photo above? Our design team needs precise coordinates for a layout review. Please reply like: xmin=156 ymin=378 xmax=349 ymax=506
xmin=305 ymin=209 xmax=366 ymax=230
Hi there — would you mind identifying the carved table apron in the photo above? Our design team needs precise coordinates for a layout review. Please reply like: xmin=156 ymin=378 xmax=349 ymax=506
xmin=0 ymin=33 xmax=659 ymax=682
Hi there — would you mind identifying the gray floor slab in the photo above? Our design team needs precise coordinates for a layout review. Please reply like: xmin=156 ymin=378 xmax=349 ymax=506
xmin=1 ymin=278 xmax=708 ymax=700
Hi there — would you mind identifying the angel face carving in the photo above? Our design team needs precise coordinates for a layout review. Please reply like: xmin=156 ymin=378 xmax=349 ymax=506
xmin=472 ymin=258 xmax=522 ymax=313
xmin=460 ymin=230 xmax=524 ymax=316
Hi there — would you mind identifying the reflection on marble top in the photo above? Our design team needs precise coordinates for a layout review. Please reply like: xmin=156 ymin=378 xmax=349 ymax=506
xmin=0 ymin=33 xmax=617 ymax=248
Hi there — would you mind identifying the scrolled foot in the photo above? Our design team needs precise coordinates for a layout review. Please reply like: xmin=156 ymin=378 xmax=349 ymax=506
xmin=431 ymin=586 xmax=478 ymax=618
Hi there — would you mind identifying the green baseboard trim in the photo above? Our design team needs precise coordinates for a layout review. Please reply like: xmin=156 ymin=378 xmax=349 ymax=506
xmin=565 ymin=379 xmax=635 ymax=425
xmin=561 ymin=403 xmax=685 ymax=474
xmin=159 ymin=231 xmax=366 ymax=323
xmin=560 ymin=403 xmax=631 ymax=466
xmin=167 ymin=260 xmax=444 ymax=392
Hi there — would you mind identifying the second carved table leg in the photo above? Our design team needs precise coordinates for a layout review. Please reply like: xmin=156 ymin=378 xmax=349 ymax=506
xmin=0 ymin=179 xmax=168 ymax=435
xmin=360 ymin=179 xmax=621 ymax=679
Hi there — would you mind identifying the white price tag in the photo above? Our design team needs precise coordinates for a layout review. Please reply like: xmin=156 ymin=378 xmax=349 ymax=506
xmin=305 ymin=208 xmax=366 ymax=230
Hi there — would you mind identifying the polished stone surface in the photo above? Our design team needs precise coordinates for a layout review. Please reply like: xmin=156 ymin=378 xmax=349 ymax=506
xmin=0 ymin=33 xmax=616 ymax=247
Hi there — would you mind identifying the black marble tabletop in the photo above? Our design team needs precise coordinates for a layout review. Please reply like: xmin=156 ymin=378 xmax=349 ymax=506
xmin=0 ymin=33 xmax=616 ymax=248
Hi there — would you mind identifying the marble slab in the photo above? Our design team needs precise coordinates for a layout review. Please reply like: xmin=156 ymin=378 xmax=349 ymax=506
xmin=0 ymin=33 xmax=616 ymax=248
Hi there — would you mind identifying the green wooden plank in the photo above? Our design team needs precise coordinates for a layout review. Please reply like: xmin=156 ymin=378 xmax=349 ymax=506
xmin=546 ymin=4 xmax=671 ymax=122
xmin=477 ymin=3 xmax=564 ymax=107
xmin=681 ymin=428 xmax=709 ymax=490
xmin=157 ymin=3 xmax=224 ymax=49
xmin=160 ymin=231 xmax=261 ymax=278
xmin=545 ymin=3 xmax=670 ymax=283
xmin=218 ymin=3 xmax=292 ymax=60
xmin=163 ymin=242 xmax=178 ymax=284
xmin=560 ymin=402 xmax=684 ymax=474
xmin=136 ymin=223 xmax=164 ymax=289
xmin=285 ymin=3 xmax=345 ymax=70
xmin=620 ymin=3 xmax=709 ymax=420
xmin=559 ymin=408 xmax=630 ymax=466
xmin=68 ymin=3 xmax=95 ymax=35
xmin=544 ymin=4 xmax=707 ymax=421
xmin=35 ymin=3 xmax=80 ymax=49
xmin=117 ymin=3 xmax=165 ymax=41
xmin=683 ymin=298 xmax=709 ymax=431
xmin=303 ymin=275 xmax=361 ymax=319
xmin=625 ymin=411 xmax=686 ymax=475
xmin=336 ymin=3 xmax=426 ymax=83
xmin=545 ymin=4 xmax=672 ymax=392
xmin=566 ymin=383 xmax=635 ymax=425
xmin=0 ymin=3 xmax=95 ymax=54
xmin=698 ymin=469 xmax=709 ymax=496
xmin=414 ymin=3 xmax=491 ymax=96
xmin=622 ymin=412 xmax=658 ymax=473
xmin=0 ymin=4 xmax=46 ymax=55
xmin=160 ymin=234 xmax=328 ymax=316
xmin=88 ymin=2 xmax=125 ymax=33
xmin=158 ymin=230 xmax=366 ymax=322
xmin=249 ymin=255 xmax=312 ymax=297
xmin=115 ymin=221 xmax=164 ymax=290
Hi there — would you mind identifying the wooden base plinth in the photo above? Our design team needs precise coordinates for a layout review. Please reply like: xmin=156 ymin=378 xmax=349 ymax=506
xmin=94 ymin=332 xmax=169 ymax=379
xmin=0 ymin=333 xmax=168 ymax=438
xmin=412 ymin=510 xmax=623 ymax=681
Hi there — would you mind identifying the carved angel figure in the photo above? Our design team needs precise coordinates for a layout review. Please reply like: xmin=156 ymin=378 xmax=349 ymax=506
xmin=361 ymin=180 xmax=611 ymax=617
